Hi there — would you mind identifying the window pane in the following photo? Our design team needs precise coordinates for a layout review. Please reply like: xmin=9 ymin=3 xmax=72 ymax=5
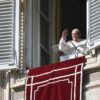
xmin=40 ymin=47 xmax=50 ymax=66
xmin=40 ymin=0 xmax=49 ymax=17
xmin=40 ymin=15 xmax=49 ymax=50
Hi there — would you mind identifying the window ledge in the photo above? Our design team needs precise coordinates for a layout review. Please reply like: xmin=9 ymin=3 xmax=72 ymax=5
xmin=83 ymin=80 xmax=100 ymax=89
xmin=84 ymin=53 xmax=100 ymax=71
xmin=0 ymin=65 xmax=18 ymax=71
xmin=84 ymin=62 xmax=100 ymax=71
xmin=11 ymin=78 xmax=26 ymax=89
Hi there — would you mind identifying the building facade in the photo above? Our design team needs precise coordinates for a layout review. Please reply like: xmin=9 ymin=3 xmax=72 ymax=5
xmin=0 ymin=0 xmax=100 ymax=100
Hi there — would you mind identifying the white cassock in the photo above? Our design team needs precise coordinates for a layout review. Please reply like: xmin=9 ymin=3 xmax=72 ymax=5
xmin=59 ymin=37 xmax=87 ymax=61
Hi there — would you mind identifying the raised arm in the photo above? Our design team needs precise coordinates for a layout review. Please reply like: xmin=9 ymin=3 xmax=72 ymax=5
xmin=59 ymin=29 xmax=69 ymax=44
xmin=58 ymin=29 xmax=73 ymax=56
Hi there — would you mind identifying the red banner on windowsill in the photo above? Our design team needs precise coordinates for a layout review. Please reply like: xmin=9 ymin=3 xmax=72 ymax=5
xmin=25 ymin=56 xmax=86 ymax=100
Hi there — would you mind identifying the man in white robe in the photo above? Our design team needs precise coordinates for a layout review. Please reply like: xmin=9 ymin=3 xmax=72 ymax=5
xmin=59 ymin=28 xmax=87 ymax=61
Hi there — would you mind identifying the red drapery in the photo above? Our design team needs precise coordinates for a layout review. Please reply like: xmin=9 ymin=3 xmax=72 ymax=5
xmin=26 ymin=56 xmax=86 ymax=100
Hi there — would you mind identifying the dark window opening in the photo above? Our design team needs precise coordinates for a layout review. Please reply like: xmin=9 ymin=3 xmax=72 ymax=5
xmin=61 ymin=0 xmax=86 ymax=40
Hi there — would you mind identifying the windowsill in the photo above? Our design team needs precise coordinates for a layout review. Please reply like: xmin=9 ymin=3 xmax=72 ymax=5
xmin=83 ymin=80 xmax=100 ymax=89
xmin=83 ymin=49 xmax=100 ymax=71
xmin=0 ymin=65 xmax=18 ymax=71
xmin=11 ymin=78 xmax=26 ymax=89
xmin=84 ymin=62 xmax=100 ymax=71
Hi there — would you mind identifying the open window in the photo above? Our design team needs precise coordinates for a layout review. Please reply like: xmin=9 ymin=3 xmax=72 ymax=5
xmin=61 ymin=0 xmax=86 ymax=40
xmin=61 ymin=0 xmax=100 ymax=51
xmin=25 ymin=0 xmax=56 ymax=68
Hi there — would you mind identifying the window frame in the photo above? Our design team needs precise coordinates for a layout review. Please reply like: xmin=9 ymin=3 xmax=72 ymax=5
xmin=32 ymin=0 xmax=56 ymax=68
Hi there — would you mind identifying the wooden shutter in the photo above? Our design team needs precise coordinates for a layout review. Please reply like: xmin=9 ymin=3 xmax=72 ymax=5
xmin=87 ymin=0 xmax=100 ymax=47
xmin=0 ymin=0 xmax=15 ymax=65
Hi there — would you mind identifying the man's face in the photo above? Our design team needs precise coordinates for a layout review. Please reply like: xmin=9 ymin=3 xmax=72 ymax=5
xmin=71 ymin=31 xmax=80 ymax=42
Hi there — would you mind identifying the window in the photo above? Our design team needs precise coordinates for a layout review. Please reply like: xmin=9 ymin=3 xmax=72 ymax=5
xmin=25 ymin=0 xmax=55 ymax=68
xmin=40 ymin=0 xmax=50 ymax=65
xmin=0 ymin=0 xmax=55 ymax=70
xmin=61 ymin=0 xmax=86 ymax=40
xmin=61 ymin=0 xmax=100 ymax=50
